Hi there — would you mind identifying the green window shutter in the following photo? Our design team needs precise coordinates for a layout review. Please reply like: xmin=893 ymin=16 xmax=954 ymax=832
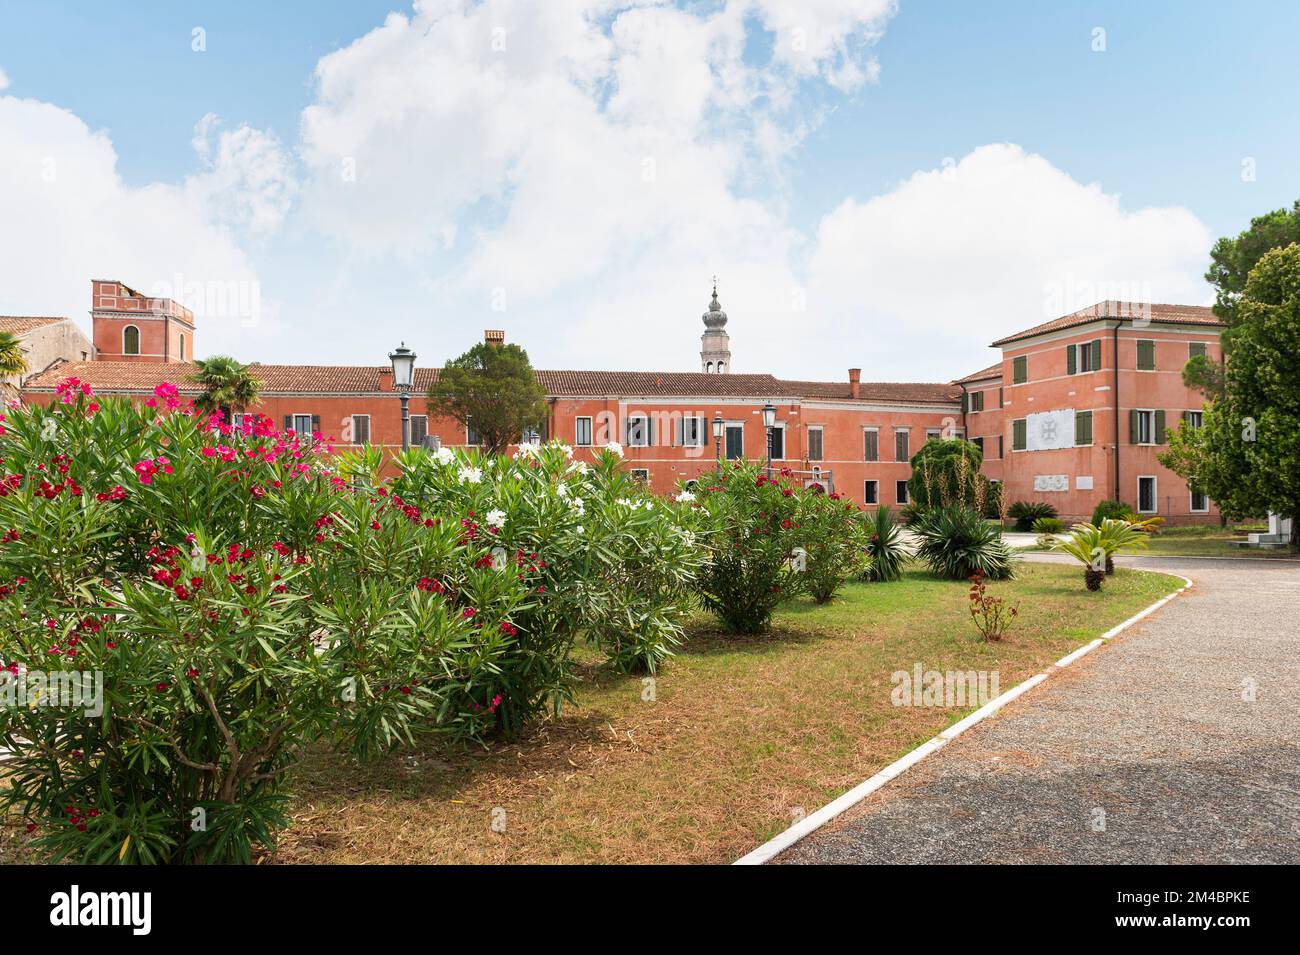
xmin=1066 ymin=345 xmax=1077 ymax=375
xmin=1012 ymin=356 xmax=1027 ymax=384
xmin=1091 ymin=339 xmax=1102 ymax=369
xmin=1137 ymin=339 xmax=1155 ymax=370
xmin=961 ymin=391 xmax=969 ymax=413
xmin=1154 ymin=409 xmax=1166 ymax=444
xmin=1075 ymin=411 xmax=1092 ymax=446
xmin=1012 ymin=419 xmax=1026 ymax=451
xmin=1129 ymin=409 xmax=1140 ymax=443
xmin=1189 ymin=341 xmax=1206 ymax=359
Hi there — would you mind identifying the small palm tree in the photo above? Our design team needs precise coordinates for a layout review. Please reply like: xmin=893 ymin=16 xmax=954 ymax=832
xmin=1054 ymin=520 xmax=1149 ymax=589
xmin=190 ymin=355 xmax=261 ymax=420
xmin=0 ymin=331 xmax=28 ymax=379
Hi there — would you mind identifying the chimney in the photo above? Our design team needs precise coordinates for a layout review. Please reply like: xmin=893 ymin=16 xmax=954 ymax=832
xmin=484 ymin=329 xmax=505 ymax=346
xmin=848 ymin=367 xmax=861 ymax=399
xmin=378 ymin=369 xmax=394 ymax=392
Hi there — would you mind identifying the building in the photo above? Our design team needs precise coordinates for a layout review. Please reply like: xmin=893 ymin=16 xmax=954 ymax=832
xmin=20 ymin=280 xmax=1225 ymax=523
xmin=0 ymin=315 xmax=95 ymax=395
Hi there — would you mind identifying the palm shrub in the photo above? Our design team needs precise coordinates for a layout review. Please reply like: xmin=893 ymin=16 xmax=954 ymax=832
xmin=797 ymin=487 xmax=870 ymax=604
xmin=861 ymin=505 xmax=906 ymax=582
xmin=1052 ymin=523 xmax=1109 ymax=590
xmin=691 ymin=461 xmax=810 ymax=633
xmin=912 ymin=504 xmax=1017 ymax=580
xmin=1008 ymin=500 xmax=1058 ymax=532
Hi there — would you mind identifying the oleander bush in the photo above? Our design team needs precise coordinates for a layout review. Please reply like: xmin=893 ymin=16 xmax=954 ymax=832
xmin=798 ymin=486 xmax=870 ymax=604
xmin=861 ymin=505 xmax=906 ymax=583
xmin=912 ymin=504 xmax=1018 ymax=580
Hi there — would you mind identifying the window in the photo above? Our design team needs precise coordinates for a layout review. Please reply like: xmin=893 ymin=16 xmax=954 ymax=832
xmin=466 ymin=416 xmax=480 ymax=446
xmin=575 ymin=416 xmax=593 ymax=447
xmin=767 ymin=424 xmax=785 ymax=460
xmin=123 ymin=325 xmax=140 ymax=355
xmin=926 ymin=428 xmax=942 ymax=442
xmin=626 ymin=414 xmax=651 ymax=447
xmin=410 ymin=415 xmax=428 ymax=446
xmin=997 ymin=435 xmax=1003 ymax=458
xmin=1067 ymin=339 xmax=1102 ymax=374
xmin=1190 ymin=487 xmax=1209 ymax=512
xmin=1136 ymin=339 xmax=1156 ymax=371
xmin=1012 ymin=355 xmax=1027 ymax=384
xmin=1138 ymin=476 xmax=1157 ymax=514
xmin=351 ymin=414 xmax=371 ymax=445
xmin=1074 ymin=410 xmax=1093 ymax=446
xmin=863 ymin=428 xmax=879 ymax=462
xmin=629 ymin=468 xmax=650 ymax=483
xmin=1183 ymin=410 xmax=1204 ymax=430
xmin=1189 ymin=341 xmax=1207 ymax=359
xmin=807 ymin=426 xmax=824 ymax=461
xmin=178 ymin=333 xmax=186 ymax=362
xmin=969 ymin=390 xmax=984 ymax=412
xmin=679 ymin=415 xmax=706 ymax=448
xmin=971 ymin=436 xmax=984 ymax=454
xmin=1012 ymin=418 xmax=1027 ymax=451
xmin=895 ymin=480 xmax=909 ymax=505
xmin=894 ymin=428 xmax=909 ymax=462
xmin=292 ymin=414 xmax=314 ymax=436
xmin=724 ymin=423 xmax=744 ymax=460
xmin=864 ymin=480 xmax=878 ymax=505
xmin=232 ymin=413 xmax=246 ymax=429
xmin=1130 ymin=409 xmax=1165 ymax=445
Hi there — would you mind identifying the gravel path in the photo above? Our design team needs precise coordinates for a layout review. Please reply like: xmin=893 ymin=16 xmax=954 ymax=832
xmin=779 ymin=554 xmax=1300 ymax=864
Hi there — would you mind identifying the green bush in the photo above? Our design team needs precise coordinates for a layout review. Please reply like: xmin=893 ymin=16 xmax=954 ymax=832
xmin=1091 ymin=499 xmax=1134 ymax=525
xmin=861 ymin=505 xmax=906 ymax=582
xmin=907 ymin=438 xmax=984 ymax=509
xmin=1031 ymin=516 xmax=1064 ymax=534
xmin=1008 ymin=500 xmax=1058 ymax=532
xmin=898 ymin=501 xmax=929 ymax=526
xmin=798 ymin=487 xmax=870 ymax=604
xmin=913 ymin=505 xmax=1018 ymax=580
xmin=691 ymin=461 xmax=810 ymax=633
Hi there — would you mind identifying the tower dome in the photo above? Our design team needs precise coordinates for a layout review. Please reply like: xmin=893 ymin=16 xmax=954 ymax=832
xmin=699 ymin=279 xmax=732 ymax=373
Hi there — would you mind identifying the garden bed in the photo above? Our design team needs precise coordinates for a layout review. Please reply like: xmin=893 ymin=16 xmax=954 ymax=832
xmin=273 ymin=563 xmax=1182 ymax=864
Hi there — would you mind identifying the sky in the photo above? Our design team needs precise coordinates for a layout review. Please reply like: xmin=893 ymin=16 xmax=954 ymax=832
xmin=2 ymin=0 xmax=1298 ymax=383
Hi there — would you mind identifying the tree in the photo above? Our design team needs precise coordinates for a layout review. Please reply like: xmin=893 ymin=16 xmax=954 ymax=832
xmin=1207 ymin=200 xmax=1300 ymax=329
xmin=427 ymin=342 xmax=547 ymax=455
xmin=1161 ymin=243 xmax=1300 ymax=550
xmin=190 ymin=355 xmax=262 ymax=419
xmin=0 ymin=331 xmax=28 ymax=382
xmin=907 ymin=437 xmax=984 ymax=509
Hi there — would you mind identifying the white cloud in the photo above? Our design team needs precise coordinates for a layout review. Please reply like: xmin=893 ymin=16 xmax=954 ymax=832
xmin=803 ymin=144 xmax=1214 ymax=380
xmin=0 ymin=92 xmax=279 ymax=356
xmin=0 ymin=67 xmax=10 ymax=91
xmin=188 ymin=112 xmax=297 ymax=235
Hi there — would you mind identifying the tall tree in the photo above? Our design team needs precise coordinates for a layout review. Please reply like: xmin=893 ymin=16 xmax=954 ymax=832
xmin=1161 ymin=243 xmax=1300 ymax=549
xmin=190 ymin=356 xmax=262 ymax=419
xmin=1206 ymin=199 xmax=1300 ymax=328
xmin=427 ymin=341 xmax=547 ymax=455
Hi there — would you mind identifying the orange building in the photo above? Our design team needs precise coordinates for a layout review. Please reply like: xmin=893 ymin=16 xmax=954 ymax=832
xmin=21 ymin=281 xmax=1224 ymax=522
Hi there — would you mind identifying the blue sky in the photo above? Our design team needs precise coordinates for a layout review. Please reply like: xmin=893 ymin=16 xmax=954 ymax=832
xmin=2 ymin=1 xmax=1297 ymax=381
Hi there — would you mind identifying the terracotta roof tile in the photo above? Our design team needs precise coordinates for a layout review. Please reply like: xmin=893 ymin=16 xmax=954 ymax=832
xmin=0 ymin=316 xmax=68 ymax=336
xmin=991 ymin=301 xmax=1222 ymax=347
xmin=954 ymin=362 xmax=1004 ymax=385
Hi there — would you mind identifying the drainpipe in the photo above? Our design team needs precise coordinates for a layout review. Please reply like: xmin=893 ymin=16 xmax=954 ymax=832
xmin=1112 ymin=321 xmax=1121 ymax=502
xmin=958 ymin=383 xmax=968 ymax=442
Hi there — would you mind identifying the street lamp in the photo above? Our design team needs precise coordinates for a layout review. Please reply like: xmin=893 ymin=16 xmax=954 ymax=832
xmin=389 ymin=342 xmax=416 ymax=451
xmin=762 ymin=401 xmax=777 ymax=474
xmin=712 ymin=413 xmax=724 ymax=472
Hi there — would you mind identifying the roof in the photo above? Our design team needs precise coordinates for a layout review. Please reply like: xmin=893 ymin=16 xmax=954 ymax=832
xmin=24 ymin=361 xmax=960 ymax=406
xmin=0 ymin=316 xmax=68 ymax=336
xmin=991 ymin=301 xmax=1222 ymax=347
xmin=953 ymin=362 xmax=1003 ymax=385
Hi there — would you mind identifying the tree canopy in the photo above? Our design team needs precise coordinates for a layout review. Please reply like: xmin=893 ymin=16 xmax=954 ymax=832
xmin=426 ymin=341 xmax=547 ymax=455
xmin=907 ymin=437 xmax=984 ymax=509
xmin=1206 ymin=199 xmax=1300 ymax=329
xmin=190 ymin=355 xmax=262 ymax=418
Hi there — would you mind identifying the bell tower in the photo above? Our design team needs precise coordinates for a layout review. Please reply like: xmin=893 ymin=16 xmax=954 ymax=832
xmin=700 ymin=279 xmax=731 ymax=373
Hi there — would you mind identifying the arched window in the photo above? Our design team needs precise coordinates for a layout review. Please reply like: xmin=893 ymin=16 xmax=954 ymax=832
xmin=716 ymin=361 xmax=725 ymax=374
xmin=123 ymin=325 xmax=140 ymax=355
xmin=178 ymin=333 xmax=185 ymax=361
xmin=705 ymin=361 xmax=713 ymax=373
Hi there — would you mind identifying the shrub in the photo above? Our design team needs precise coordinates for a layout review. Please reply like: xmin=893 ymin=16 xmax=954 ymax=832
xmin=912 ymin=505 xmax=1018 ymax=580
xmin=1031 ymin=517 xmax=1064 ymax=534
xmin=898 ymin=501 xmax=929 ymax=526
xmin=1091 ymin=499 xmax=1134 ymax=525
xmin=1052 ymin=519 xmax=1148 ymax=588
xmin=798 ymin=487 xmax=870 ymax=604
xmin=907 ymin=438 xmax=984 ymax=509
xmin=966 ymin=571 xmax=1019 ymax=641
xmin=1008 ymin=500 xmax=1058 ymax=532
xmin=862 ymin=506 xmax=906 ymax=582
xmin=692 ymin=461 xmax=810 ymax=633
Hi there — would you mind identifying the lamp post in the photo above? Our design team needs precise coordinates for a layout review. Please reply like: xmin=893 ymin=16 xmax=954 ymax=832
xmin=388 ymin=342 xmax=416 ymax=451
xmin=762 ymin=401 xmax=777 ymax=476
xmin=712 ymin=413 xmax=724 ymax=473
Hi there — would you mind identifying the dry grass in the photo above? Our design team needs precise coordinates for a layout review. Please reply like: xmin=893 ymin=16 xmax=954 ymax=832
xmin=273 ymin=562 xmax=1181 ymax=865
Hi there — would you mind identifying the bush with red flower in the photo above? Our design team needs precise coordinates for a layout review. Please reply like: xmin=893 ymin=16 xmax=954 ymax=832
xmin=795 ymin=485 xmax=871 ymax=604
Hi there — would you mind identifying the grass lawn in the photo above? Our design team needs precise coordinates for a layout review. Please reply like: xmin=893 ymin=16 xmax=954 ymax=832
xmin=1018 ymin=524 xmax=1297 ymax=559
xmin=274 ymin=562 xmax=1182 ymax=865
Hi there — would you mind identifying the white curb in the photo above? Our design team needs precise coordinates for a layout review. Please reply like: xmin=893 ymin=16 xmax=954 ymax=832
xmin=733 ymin=571 xmax=1194 ymax=866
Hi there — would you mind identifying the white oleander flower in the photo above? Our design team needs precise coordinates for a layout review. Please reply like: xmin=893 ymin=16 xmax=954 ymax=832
xmin=556 ymin=442 xmax=574 ymax=459
xmin=604 ymin=440 xmax=624 ymax=458
xmin=555 ymin=482 xmax=569 ymax=499
xmin=434 ymin=447 xmax=455 ymax=465
xmin=515 ymin=440 xmax=542 ymax=459
xmin=675 ymin=490 xmax=696 ymax=503
xmin=485 ymin=509 xmax=506 ymax=529
xmin=458 ymin=466 xmax=483 ymax=485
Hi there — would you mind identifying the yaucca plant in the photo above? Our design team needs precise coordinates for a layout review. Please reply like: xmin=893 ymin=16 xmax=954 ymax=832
xmin=861 ymin=505 xmax=906 ymax=582
xmin=912 ymin=504 xmax=1018 ymax=580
